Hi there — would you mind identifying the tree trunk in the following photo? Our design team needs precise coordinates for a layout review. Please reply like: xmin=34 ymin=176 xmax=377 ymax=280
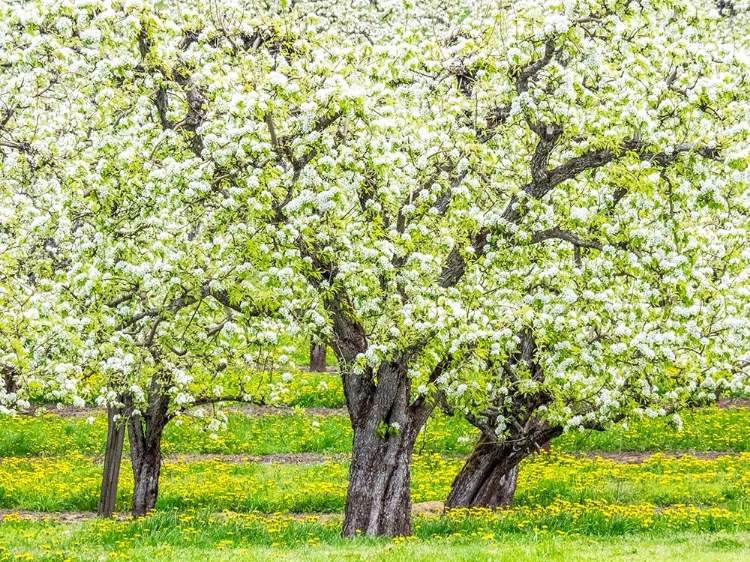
xmin=445 ymin=433 xmax=513 ymax=508
xmin=130 ymin=442 xmax=163 ymax=517
xmin=488 ymin=465 xmax=518 ymax=508
xmin=343 ymin=422 xmax=418 ymax=537
xmin=2 ymin=365 xmax=17 ymax=395
xmin=446 ymin=427 xmax=561 ymax=509
xmin=319 ymin=285 xmax=439 ymax=537
xmin=341 ymin=361 xmax=432 ymax=537
xmin=126 ymin=386 xmax=170 ymax=517
xmin=447 ymin=456 xmax=519 ymax=509
xmin=97 ymin=401 xmax=125 ymax=517
xmin=309 ymin=342 xmax=327 ymax=372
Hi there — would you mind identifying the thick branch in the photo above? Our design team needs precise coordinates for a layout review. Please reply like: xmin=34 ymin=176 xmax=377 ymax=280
xmin=530 ymin=228 xmax=603 ymax=250
xmin=0 ymin=139 xmax=30 ymax=152
xmin=514 ymin=37 xmax=557 ymax=95
xmin=439 ymin=140 xmax=722 ymax=287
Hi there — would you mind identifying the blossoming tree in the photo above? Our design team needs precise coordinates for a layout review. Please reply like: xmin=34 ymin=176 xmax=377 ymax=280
xmin=1 ymin=0 xmax=297 ymax=516
xmin=437 ymin=0 xmax=750 ymax=509
xmin=259 ymin=0 xmax=750 ymax=534
xmin=0 ymin=4 xmax=94 ymax=414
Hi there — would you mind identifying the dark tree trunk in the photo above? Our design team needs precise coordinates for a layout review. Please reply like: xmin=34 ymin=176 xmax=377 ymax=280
xmin=446 ymin=330 xmax=562 ymax=509
xmin=309 ymin=342 xmax=327 ymax=372
xmin=126 ymin=382 xmax=170 ymax=517
xmin=446 ymin=433 xmax=515 ymax=508
xmin=446 ymin=447 xmax=519 ymax=509
xmin=446 ymin=427 xmax=561 ymax=509
xmin=2 ymin=366 xmax=18 ymax=395
xmin=341 ymin=360 xmax=434 ymax=537
xmin=496 ymin=465 xmax=519 ymax=506
xmin=130 ymin=442 xmax=162 ymax=517
xmin=97 ymin=400 xmax=126 ymax=517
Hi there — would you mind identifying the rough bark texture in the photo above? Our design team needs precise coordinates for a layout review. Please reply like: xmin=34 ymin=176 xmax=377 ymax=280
xmin=445 ymin=427 xmax=561 ymax=509
xmin=493 ymin=465 xmax=519 ymax=508
xmin=97 ymin=401 xmax=126 ymax=517
xmin=309 ymin=342 xmax=327 ymax=372
xmin=343 ymin=422 xmax=417 ymax=536
xmin=341 ymin=360 xmax=434 ymax=537
xmin=306 ymin=258 xmax=440 ymax=537
xmin=126 ymin=381 xmax=170 ymax=517
xmin=447 ymin=451 xmax=519 ymax=509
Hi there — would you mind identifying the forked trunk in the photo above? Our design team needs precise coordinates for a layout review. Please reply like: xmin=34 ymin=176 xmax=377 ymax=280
xmin=446 ymin=447 xmax=519 ymax=508
xmin=341 ymin=361 xmax=433 ymax=537
xmin=126 ymin=387 xmax=170 ymax=517
xmin=445 ymin=433 xmax=515 ymax=508
xmin=446 ymin=429 xmax=560 ymax=509
xmin=322 ymin=287 xmax=439 ymax=537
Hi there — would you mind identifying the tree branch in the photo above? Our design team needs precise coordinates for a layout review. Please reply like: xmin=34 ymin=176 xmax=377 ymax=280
xmin=530 ymin=228 xmax=603 ymax=250
xmin=439 ymin=140 xmax=722 ymax=288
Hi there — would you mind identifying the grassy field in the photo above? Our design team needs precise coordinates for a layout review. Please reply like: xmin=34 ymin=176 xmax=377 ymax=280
xmin=3 ymin=519 xmax=750 ymax=561
xmin=2 ymin=452 xmax=750 ymax=513
xmin=2 ymin=382 xmax=750 ymax=559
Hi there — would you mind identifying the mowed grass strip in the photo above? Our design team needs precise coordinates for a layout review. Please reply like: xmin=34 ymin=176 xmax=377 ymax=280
xmin=2 ymin=510 xmax=750 ymax=561
xmin=1 ymin=453 xmax=750 ymax=514
xmin=557 ymin=406 xmax=750 ymax=453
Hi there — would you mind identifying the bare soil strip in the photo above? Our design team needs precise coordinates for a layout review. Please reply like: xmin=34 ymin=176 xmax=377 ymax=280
xmin=0 ymin=504 xmax=445 ymax=524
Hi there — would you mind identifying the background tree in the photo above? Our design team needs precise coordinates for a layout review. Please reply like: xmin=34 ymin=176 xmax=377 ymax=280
xmin=309 ymin=341 xmax=328 ymax=373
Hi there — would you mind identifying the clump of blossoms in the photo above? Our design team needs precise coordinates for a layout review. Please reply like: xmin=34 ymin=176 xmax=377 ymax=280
xmin=1 ymin=0 xmax=749 ymax=538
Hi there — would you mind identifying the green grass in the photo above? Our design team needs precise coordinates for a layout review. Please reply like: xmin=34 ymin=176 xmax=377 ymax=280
xmin=1 ymin=513 xmax=750 ymax=561
xmin=558 ymin=406 xmax=750 ymax=453
xmin=3 ymin=396 xmax=750 ymax=559
xmin=0 ymin=410 xmax=475 ymax=457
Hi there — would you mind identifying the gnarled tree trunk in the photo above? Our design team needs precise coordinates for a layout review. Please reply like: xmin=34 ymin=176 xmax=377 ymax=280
xmin=126 ymin=384 xmax=170 ymax=517
xmin=343 ymin=420 xmax=418 ymax=536
xmin=341 ymin=360 xmax=434 ymax=537
xmin=446 ymin=428 xmax=560 ymax=509
xmin=316 ymin=276 xmax=441 ymax=537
